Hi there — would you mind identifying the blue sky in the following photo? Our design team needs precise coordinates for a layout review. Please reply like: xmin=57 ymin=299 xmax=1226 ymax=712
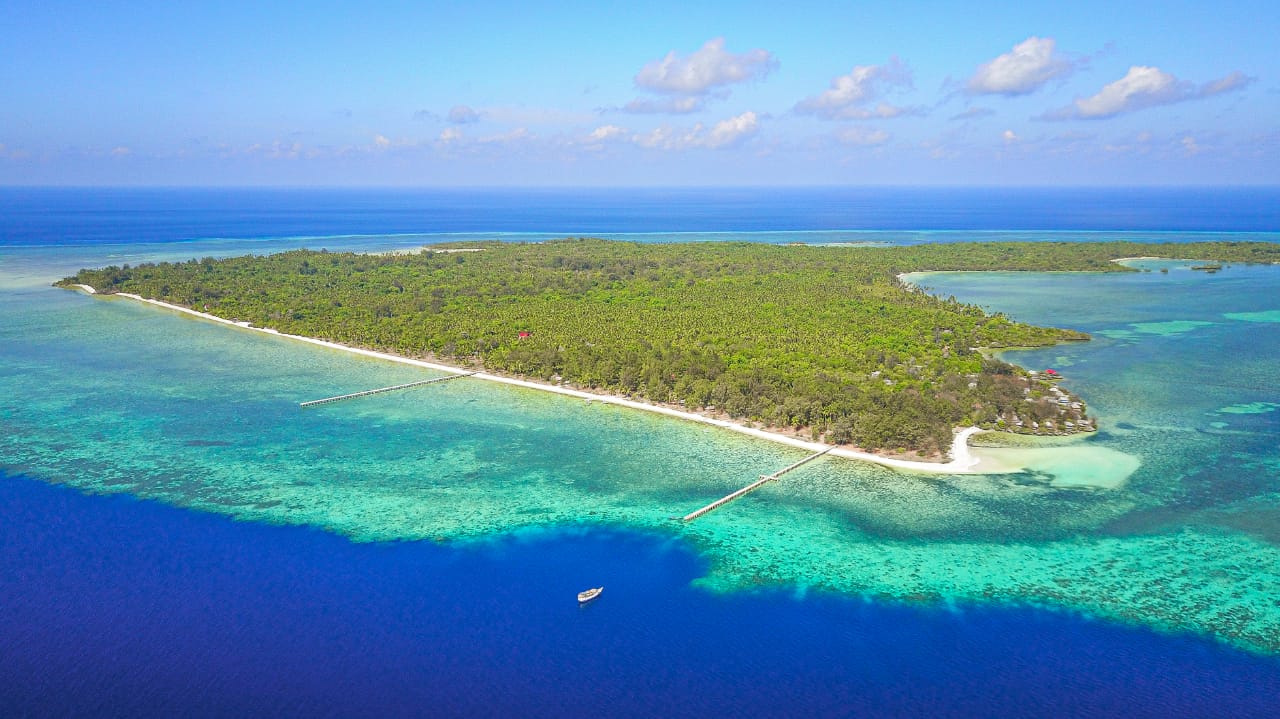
xmin=2 ymin=0 xmax=1276 ymax=186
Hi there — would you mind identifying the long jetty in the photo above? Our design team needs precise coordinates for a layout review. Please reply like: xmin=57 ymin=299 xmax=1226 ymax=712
xmin=300 ymin=372 xmax=476 ymax=407
xmin=681 ymin=447 xmax=833 ymax=522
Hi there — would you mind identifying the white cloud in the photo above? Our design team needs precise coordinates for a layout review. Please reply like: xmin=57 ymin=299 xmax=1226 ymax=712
xmin=373 ymin=134 xmax=391 ymax=148
xmin=794 ymin=58 xmax=914 ymax=120
xmin=634 ymin=37 xmax=776 ymax=96
xmin=1044 ymin=66 xmax=1254 ymax=119
xmin=431 ymin=126 xmax=534 ymax=155
xmin=1181 ymin=135 xmax=1203 ymax=155
xmin=966 ymin=37 xmax=1073 ymax=96
xmin=447 ymin=105 xmax=482 ymax=124
xmin=588 ymin=125 xmax=627 ymax=142
xmin=109 ymin=146 xmax=132 ymax=157
xmin=836 ymin=127 xmax=890 ymax=146
xmin=622 ymin=96 xmax=705 ymax=114
xmin=632 ymin=126 xmax=677 ymax=149
xmin=1002 ymin=129 xmax=1019 ymax=143
xmin=1073 ymin=66 xmax=1181 ymax=118
xmin=703 ymin=111 xmax=759 ymax=148
xmin=630 ymin=111 xmax=761 ymax=151
xmin=623 ymin=38 xmax=775 ymax=115
xmin=575 ymin=124 xmax=629 ymax=152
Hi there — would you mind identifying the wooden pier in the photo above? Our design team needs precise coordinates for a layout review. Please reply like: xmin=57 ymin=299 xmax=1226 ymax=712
xmin=681 ymin=447 xmax=833 ymax=522
xmin=300 ymin=372 xmax=476 ymax=407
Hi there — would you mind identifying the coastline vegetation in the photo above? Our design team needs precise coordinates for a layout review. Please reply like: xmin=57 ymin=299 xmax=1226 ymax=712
xmin=59 ymin=239 xmax=1280 ymax=454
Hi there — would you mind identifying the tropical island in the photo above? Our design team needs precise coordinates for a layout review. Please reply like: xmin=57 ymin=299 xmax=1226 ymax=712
xmin=59 ymin=239 xmax=1280 ymax=459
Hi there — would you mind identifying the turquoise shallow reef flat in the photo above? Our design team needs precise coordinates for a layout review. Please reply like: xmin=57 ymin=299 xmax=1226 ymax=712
xmin=3 ymin=240 xmax=1279 ymax=655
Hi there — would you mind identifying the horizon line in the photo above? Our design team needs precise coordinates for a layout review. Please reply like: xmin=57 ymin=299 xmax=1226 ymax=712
xmin=4 ymin=183 xmax=1280 ymax=191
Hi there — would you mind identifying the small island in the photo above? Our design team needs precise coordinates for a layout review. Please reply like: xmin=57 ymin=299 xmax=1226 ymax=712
xmin=58 ymin=239 xmax=1280 ymax=460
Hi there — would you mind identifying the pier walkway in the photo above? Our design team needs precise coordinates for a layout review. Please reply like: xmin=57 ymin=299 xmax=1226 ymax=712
xmin=681 ymin=447 xmax=833 ymax=522
xmin=300 ymin=372 xmax=476 ymax=407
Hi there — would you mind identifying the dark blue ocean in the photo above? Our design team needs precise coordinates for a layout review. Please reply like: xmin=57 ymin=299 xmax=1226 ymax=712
xmin=5 ymin=474 xmax=1279 ymax=718
xmin=3 ymin=186 xmax=1278 ymax=246
xmin=2 ymin=187 xmax=1279 ymax=717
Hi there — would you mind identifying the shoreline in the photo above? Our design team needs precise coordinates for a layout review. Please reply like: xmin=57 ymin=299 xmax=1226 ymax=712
xmin=78 ymin=287 xmax=984 ymax=475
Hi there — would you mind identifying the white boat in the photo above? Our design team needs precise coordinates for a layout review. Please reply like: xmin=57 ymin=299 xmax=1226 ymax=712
xmin=577 ymin=586 xmax=603 ymax=603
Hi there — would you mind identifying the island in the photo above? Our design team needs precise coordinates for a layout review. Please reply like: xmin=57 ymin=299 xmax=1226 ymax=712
xmin=58 ymin=239 xmax=1280 ymax=462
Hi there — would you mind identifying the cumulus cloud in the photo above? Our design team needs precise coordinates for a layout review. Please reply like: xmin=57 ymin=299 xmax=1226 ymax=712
xmin=623 ymin=38 xmax=775 ymax=115
xmin=447 ymin=105 xmax=482 ymax=124
xmin=635 ymin=37 xmax=776 ymax=95
xmin=794 ymin=58 xmax=915 ymax=120
xmin=373 ymin=134 xmax=391 ymax=149
xmin=575 ymin=124 xmax=630 ymax=153
xmin=588 ymin=125 xmax=627 ymax=142
xmin=966 ymin=37 xmax=1073 ymax=96
xmin=1044 ymin=66 xmax=1254 ymax=120
xmin=1001 ymin=129 xmax=1019 ymax=143
xmin=438 ymin=127 xmax=463 ymax=143
xmin=703 ymin=111 xmax=759 ymax=148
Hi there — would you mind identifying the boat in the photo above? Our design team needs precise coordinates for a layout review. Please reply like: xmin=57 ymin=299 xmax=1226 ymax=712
xmin=577 ymin=586 xmax=603 ymax=603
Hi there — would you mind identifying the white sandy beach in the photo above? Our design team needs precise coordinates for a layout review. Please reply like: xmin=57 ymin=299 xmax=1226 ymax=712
xmin=81 ymin=288 xmax=984 ymax=474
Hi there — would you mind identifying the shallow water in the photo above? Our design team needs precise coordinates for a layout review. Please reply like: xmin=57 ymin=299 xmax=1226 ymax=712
xmin=2 ymin=237 xmax=1278 ymax=659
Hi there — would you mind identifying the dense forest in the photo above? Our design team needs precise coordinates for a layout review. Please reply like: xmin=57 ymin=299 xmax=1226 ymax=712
xmin=60 ymin=240 xmax=1280 ymax=455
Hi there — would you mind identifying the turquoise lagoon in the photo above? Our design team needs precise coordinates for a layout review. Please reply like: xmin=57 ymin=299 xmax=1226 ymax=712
xmin=3 ymin=238 xmax=1280 ymax=655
